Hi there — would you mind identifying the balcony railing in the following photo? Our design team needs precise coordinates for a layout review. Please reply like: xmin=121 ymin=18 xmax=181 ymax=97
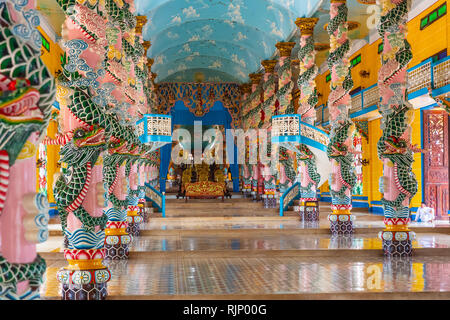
xmin=316 ymin=56 xmax=449 ymax=127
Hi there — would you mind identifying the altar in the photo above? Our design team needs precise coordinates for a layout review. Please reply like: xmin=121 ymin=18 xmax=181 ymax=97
xmin=179 ymin=162 xmax=231 ymax=202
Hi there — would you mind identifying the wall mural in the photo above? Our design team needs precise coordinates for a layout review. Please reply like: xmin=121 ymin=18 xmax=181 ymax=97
xmin=156 ymin=82 xmax=241 ymax=128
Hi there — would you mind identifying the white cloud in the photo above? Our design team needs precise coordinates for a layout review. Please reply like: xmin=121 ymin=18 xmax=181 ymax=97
xmin=183 ymin=43 xmax=191 ymax=53
xmin=224 ymin=20 xmax=235 ymax=27
xmin=270 ymin=22 xmax=283 ymax=38
xmin=167 ymin=31 xmax=179 ymax=39
xmin=201 ymin=24 xmax=213 ymax=37
xmin=154 ymin=55 xmax=166 ymax=66
xmin=189 ymin=35 xmax=200 ymax=41
xmin=192 ymin=52 xmax=200 ymax=56
xmin=235 ymin=68 xmax=247 ymax=80
xmin=171 ymin=15 xmax=181 ymax=23
xmin=228 ymin=3 xmax=245 ymax=24
xmin=236 ymin=32 xmax=247 ymax=41
xmin=210 ymin=60 xmax=222 ymax=69
xmin=183 ymin=6 xmax=200 ymax=18
xmin=232 ymin=54 xmax=246 ymax=68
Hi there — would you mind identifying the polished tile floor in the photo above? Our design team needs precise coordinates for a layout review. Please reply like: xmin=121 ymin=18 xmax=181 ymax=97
xmin=37 ymin=233 xmax=450 ymax=253
xmin=40 ymin=200 xmax=450 ymax=299
xmin=40 ymin=256 xmax=450 ymax=297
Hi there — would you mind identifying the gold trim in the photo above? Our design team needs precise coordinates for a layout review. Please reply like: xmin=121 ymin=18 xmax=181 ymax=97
xmin=249 ymin=73 xmax=263 ymax=85
xmin=66 ymin=259 xmax=105 ymax=270
xmin=275 ymin=42 xmax=296 ymax=57
xmin=261 ymin=59 xmax=277 ymax=74
xmin=135 ymin=16 xmax=147 ymax=34
xmin=295 ymin=17 xmax=319 ymax=35
xmin=105 ymin=228 xmax=128 ymax=236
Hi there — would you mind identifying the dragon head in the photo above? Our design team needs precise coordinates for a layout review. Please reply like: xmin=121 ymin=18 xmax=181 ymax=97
xmin=0 ymin=5 xmax=55 ymax=166
xmin=60 ymin=125 xmax=106 ymax=166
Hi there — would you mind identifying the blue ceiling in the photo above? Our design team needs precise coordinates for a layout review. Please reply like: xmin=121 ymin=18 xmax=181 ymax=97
xmin=135 ymin=0 xmax=322 ymax=83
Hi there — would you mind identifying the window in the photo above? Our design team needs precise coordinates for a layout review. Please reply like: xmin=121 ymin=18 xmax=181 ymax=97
xmin=378 ymin=42 xmax=383 ymax=54
xmin=40 ymin=32 xmax=50 ymax=52
xmin=420 ymin=2 xmax=447 ymax=30
xmin=326 ymin=73 xmax=331 ymax=83
xmin=350 ymin=54 xmax=361 ymax=68
xmin=350 ymin=87 xmax=362 ymax=96
xmin=423 ymin=49 xmax=448 ymax=63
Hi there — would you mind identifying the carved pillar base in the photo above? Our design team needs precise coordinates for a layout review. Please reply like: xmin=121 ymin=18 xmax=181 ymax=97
xmin=379 ymin=223 xmax=415 ymax=257
xmin=61 ymin=283 xmax=108 ymax=300
xmin=263 ymin=196 xmax=277 ymax=208
xmin=104 ymin=243 xmax=130 ymax=260
xmin=299 ymin=199 xmax=319 ymax=222
xmin=126 ymin=222 xmax=140 ymax=237
xmin=328 ymin=205 xmax=354 ymax=235
xmin=104 ymin=224 xmax=132 ymax=260
xmin=126 ymin=206 xmax=143 ymax=237
xmin=57 ymin=249 xmax=111 ymax=300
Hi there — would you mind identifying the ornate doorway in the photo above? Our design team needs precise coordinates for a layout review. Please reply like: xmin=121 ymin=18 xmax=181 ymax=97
xmin=423 ymin=109 xmax=449 ymax=218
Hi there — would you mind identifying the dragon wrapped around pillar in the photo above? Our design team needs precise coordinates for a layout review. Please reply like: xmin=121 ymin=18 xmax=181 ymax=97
xmin=326 ymin=0 xmax=357 ymax=234
xmin=0 ymin=0 xmax=55 ymax=299
xmin=376 ymin=0 xmax=418 ymax=256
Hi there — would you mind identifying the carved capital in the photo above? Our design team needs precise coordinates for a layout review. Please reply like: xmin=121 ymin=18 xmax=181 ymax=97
xmin=249 ymin=73 xmax=263 ymax=85
xmin=261 ymin=59 xmax=277 ymax=74
xmin=135 ymin=16 xmax=147 ymax=34
xmin=295 ymin=17 xmax=319 ymax=36
xmin=276 ymin=42 xmax=296 ymax=57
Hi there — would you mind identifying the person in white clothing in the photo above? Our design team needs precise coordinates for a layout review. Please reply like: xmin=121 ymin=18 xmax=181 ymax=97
xmin=414 ymin=202 xmax=435 ymax=223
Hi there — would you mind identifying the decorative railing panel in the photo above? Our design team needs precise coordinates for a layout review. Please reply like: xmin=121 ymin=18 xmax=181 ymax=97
xmin=363 ymin=85 xmax=379 ymax=108
xmin=433 ymin=56 xmax=450 ymax=90
xmin=145 ymin=182 xmax=166 ymax=217
xmin=350 ymin=92 xmax=362 ymax=114
xmin=408 ymin=59 xmax=432 ymax=94
xmin=279 ymin=182 xmax=300 ymax=216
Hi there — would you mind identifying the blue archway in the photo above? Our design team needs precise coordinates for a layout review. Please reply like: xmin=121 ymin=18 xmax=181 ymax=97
xmin=159 ymin=100 xmax=239 ymax=192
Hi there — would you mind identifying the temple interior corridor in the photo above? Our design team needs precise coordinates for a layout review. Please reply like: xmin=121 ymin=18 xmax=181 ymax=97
xmin=35 ymin=196 xmax=450 ymax=299
xmin=1 ymin=0 xmax=450 ymax=304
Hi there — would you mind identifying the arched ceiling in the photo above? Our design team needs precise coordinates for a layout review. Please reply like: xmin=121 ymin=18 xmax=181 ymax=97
xmin=136 ymin=0 xmax=322 ymax=83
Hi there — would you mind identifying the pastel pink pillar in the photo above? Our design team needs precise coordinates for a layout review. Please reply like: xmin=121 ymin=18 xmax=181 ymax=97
xmin=0 ymin=133 xmax=39 ymax=295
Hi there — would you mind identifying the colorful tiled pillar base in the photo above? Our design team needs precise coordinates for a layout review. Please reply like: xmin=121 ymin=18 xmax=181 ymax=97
xmin=61 ymin=283 xmax=108 ymax=300
xmin=104 ymin=243 xmax=130 ymax=260
xmin=57 ymin=249 xmax=111 ymax=300
xmin=104 ymin=222 xmax=132 ymax=260
xmin=126 ymin=222 xmax=140 ymax=237
xmin=379 ymin=220 xmax=415 ymax=257
xmin=263 ymin=194 xmax=277 ymax=208
xmin=328 ymin=205 xmax=354 ymax=235
xmin=126 ymin=206 xmax=143 ymax=237
xmin=299 ymin=199 xmax=319 ymax=222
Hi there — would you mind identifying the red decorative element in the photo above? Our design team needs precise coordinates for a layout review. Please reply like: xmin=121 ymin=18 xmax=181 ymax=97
xmin=331 ymin=204 xmax=352 ymax=210
xmin=300 ymin=198 xmax=318 ymax=202
xmin=64 ymin=248 xmax=105 ymax=261
xmin=384 ymin=218 xmax=410 ymax=225
xmin=0 ymin=150 xmax=9 ymax=215
xmin=66 ymin=161 xmax=92 ymax=213
xmin=424 ymin=110 xmax=449 ymax=218
xmin=106 ymin=221 xmax=128 ymax=229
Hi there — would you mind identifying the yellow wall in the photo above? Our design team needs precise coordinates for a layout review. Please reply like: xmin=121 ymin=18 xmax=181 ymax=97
xmin=407 ymin=0 xmax=449 ymax=67
xmin=37 ymin=26 xmax=64 ymax=77
xmin=37 ymin=27 xmax=63 ymax=201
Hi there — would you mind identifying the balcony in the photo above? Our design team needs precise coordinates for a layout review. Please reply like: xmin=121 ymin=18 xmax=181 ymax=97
xmin=315 ymin=55 xmax=449 ymax=127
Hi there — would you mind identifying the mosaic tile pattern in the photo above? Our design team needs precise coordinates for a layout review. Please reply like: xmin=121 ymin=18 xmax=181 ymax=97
xmin=40 ymin=256 xmax=450 ymax=297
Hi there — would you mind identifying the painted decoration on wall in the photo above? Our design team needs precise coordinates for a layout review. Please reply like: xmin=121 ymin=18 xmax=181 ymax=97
xmin=157 ymin=82 xmax=241 ymax=128
xmin=352 ymin=131 xmax=363 ymax=196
